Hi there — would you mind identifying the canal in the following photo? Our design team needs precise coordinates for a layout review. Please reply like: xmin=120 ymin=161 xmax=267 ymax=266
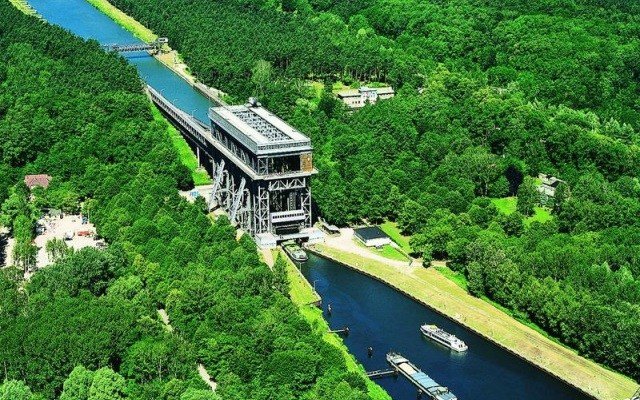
xmin=28 ymin=0 xmax=213 ymax=122
xmin=301 ymin=254 xmax=591 ymax=400
xmin=26 ymin=0 xmax=592 ymax=398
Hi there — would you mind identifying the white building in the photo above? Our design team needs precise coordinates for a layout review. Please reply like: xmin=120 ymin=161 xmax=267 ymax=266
xmin=354 ymin=226 xmax=392 ymax=247
xmin=336 ymin=86 xmax=395 ymax=109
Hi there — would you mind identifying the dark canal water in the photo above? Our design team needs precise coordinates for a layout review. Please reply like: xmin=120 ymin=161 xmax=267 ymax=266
xmin=301 ymin=254 xmax=590 ymax=400
xmin=26 ymin=0 xmax=592 ymax=398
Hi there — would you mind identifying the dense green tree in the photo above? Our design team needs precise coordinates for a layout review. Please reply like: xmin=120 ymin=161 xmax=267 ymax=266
xmin=516 ymin=177 xmax=539 ymax=216
xmin=88 ymin=368 xmax=127 ymax=400
xmin=0 ymin=380 xmax=34 ymax=400
xmin=60 ymin=366 xmax=94 ymax=400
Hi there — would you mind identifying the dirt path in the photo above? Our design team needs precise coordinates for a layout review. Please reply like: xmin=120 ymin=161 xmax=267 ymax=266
xmin=157 ymin=309 xmax=173 ymax=333
xmin=259 ymin=248 xmax=274 ymax=270
xmin=324 ymin=228 xmax=410 ymax=268
xmin=197 ymin=364 xmax=218 ymax=391
xmin=158 ymin=309 xmax=217 ymax=391
xmin=313 ymin=244 xmax=638 ymax=400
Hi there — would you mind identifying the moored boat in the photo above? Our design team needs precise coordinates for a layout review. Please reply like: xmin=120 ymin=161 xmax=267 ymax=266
xmin=283 ymin=241 xmax=308 ymax=262
xmin=386 ymin=352 xmax=458 ymax=400
xmin=420 ymin=324 xmax=468 ymax=352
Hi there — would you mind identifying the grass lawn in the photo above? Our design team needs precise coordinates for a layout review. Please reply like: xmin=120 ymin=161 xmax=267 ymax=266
xmin=151 ymin=106 xmax=210 ymax=186
xmin=434 ymin=265 xmax=468 ymax=291
xmin=377 ymin=244 xmax=410 ymax=262
xmin=491 ymin=197 xmax=553 ymax=226
xmin=491 ymin=197 xmax=518 ymax=214
xmin=379 ymin=221 xmax=413 ymax=254
xmin=282 ymin=252 xmax=320 ymax=305
xmin=283 ymin=250 xmax=391 ymax=400
xmin=527 ymin=206 xmax=552 ymax=226
xmin=9 ymin=0 xmax=39 ymax=16
xmin=86 ymin=0 xmax=157 ymax=43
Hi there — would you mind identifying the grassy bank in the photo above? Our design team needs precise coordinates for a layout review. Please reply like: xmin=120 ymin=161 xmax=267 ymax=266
xmin=312 ymin=244 xmax=638 ymax=400
xmin=9 ymin=0 xmax=39 ymax=16
xmin=151 ymin=106 xmax=210 ymax=186
xmin=280 ymin=250 xmax=391 ymax=400
xmin=86 ymin=0 xmax=156 ymax=42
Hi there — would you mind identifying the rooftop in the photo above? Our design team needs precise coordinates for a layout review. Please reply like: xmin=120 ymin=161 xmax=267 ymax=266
xmin=354 ymin=226 xmax=389 ymax=241
xmin=336 ymin=86 xmax=395 ymax=98
xmin=24 ymin=174 xmax=52 ymax=189
xmin=209 ymin=100 xmax=311 ymax=155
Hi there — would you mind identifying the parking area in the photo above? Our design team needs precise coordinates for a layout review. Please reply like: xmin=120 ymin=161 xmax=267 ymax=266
xmin=33 ymin=214 xmax=103 ymax=269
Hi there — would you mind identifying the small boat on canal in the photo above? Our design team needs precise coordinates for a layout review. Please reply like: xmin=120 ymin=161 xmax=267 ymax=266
xmin=421 ymin=324 xmax=468 ymax=352
xmin=283 ymin=241 xmax=308 ymax=262
xmin=387 ymin=352 xmax=458 ymax=400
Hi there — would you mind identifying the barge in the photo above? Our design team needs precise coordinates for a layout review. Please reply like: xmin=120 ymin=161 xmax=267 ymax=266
xmin=283 ymin=241 xmax=308 ymax=262
xmin=421 ymin=324 xmax=468 ymax=352
xmin=386 ymin=352 xmax=457 ymax=400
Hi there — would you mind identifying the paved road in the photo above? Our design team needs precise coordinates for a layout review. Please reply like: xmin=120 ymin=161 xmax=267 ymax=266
xmin=323 ymin=228 xmax=412 ymax=268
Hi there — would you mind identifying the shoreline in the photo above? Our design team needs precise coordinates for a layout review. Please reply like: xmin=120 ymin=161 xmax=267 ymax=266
xmin=308 ymin=244 xmax=638 ymax=400
xmin=274 ymin=249 xmax=391 ymax=400
xmin=84 ymin=0 xmax=226 ymax=105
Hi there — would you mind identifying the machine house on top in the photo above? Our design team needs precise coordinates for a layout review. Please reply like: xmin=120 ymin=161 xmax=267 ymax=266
xmin=208 ymin=98 xmax=322 ymax=248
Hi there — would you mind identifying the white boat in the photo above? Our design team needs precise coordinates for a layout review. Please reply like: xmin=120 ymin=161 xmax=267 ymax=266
xmin=420 ymin=324 xmax=468 ymax=352
xmin=283 ymin=241 xmax=308 ymax=262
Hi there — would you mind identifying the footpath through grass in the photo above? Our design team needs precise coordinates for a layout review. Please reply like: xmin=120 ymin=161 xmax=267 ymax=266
xmin=151 ymin=106 xmax=210 ymax=186
xmin=312 ymin=244 xmax=638 ymax=400
xmin=280 ymin=250 xmax=391 ymax=400
xmin=86 ymin=0 xmax=156 ymax=42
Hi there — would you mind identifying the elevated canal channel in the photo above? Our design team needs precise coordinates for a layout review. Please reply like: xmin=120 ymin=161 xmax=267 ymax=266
xmin=26 ymin=0 xmax=594 ymax=398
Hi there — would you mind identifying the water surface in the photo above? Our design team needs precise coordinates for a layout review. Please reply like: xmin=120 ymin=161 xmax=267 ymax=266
xmin=301 ymin=254 xmax=591 ymax=400
xmin=25 ymin=1 xmax=594 ymax=397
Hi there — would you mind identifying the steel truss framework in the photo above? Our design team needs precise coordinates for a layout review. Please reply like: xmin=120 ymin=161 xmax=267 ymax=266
xmin=207 ymin=161 xmax=312 ymax=236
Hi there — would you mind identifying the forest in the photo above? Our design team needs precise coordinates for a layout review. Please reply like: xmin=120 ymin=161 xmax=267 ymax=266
xmin=0 ymin=2 xmax=379 ymax=399
xmin=105 ymin=0 xmax=640 ymax=382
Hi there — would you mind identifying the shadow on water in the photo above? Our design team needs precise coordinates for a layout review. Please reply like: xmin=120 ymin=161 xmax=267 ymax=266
xmin=301 ymin=253 xmax=592 ymax=400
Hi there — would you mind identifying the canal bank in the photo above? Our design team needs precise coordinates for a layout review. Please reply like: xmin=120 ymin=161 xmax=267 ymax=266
xmin=308 ymin=244 xmax=638 ymax=400
xmin=272 ymin=250 xmax=391 ymax=400
xmin=85 ymin=0 xmax=226 ymax=104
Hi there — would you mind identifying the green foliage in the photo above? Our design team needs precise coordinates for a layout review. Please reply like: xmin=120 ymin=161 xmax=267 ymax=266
xmin=516 ymin=177 xmax=539 ymax=216
xmin=88 ymin=368 xmax=127 ymax=400
xmin=45 ymin=238 xmax=72 ymax=263
xmin=0 ymin=380 xmax=34 ymax=400
xmin=179 ymin=389 xmax=220 ymax=400
xmin=272 ymin=253 xmax=290 ymax=296
xmin=0 ymin=4 xmax=384 ymax=399
xmin=60 ymin=365 xmax=94 ymax=400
